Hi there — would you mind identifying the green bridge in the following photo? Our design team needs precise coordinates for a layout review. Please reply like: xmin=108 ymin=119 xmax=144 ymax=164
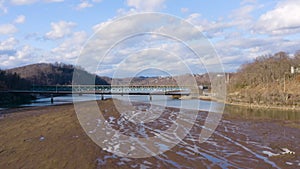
xmin=30 ymin=85 xmax=191 ymax=95
xmin=1 ymin=85 xmax=209 ymax=103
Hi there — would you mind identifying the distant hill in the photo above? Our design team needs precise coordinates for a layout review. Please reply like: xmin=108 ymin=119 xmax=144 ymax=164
xmin=108 ymin=74 xmax=217 ymax=86
xmin=5 ymin=62 xmax=224 ymax=87
xmin=6 ymin=63 xmax=109 ymax=86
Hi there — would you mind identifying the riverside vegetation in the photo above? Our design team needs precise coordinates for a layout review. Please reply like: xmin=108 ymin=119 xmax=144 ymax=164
xmin=227 ymin=51 xmax=300 ymax=109
xmin=0 ymin=70 xmax=32 ymax=106
xmin=0 ymin=63 xmax=109 ymax=107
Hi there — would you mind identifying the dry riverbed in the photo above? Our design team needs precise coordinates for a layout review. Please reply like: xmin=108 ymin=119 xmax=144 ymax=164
xmin=0 ymin=99 xmax=299 ymax=169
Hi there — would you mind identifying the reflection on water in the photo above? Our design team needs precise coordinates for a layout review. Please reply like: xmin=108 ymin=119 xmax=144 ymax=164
xmin=16 ymin=94 xmax=111 ymax=107
xmin=14 ymin=94 xmax=219 ymax=112
xmin=115 ymin=95 xmax=220 ymax=112
xmin=224 ymin=105 xmax=300 ymax=121
xmin=4 ymin=94 xmax=299 ymax=122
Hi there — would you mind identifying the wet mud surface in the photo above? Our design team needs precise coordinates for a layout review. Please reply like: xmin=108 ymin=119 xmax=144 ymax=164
xmin=0 ymin=99 xmax=299 ymax=168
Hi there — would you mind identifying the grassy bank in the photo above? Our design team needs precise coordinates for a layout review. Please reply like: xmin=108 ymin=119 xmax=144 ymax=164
xmin=225 ymin=101 xmax=300 ymax=111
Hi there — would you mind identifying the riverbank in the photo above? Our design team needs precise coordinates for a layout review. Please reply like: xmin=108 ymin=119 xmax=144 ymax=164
xmin=226 ymin=101 xmax=300 ymax=111
xmin=0 ymin=93 xmax=34 ymax=108
xmin=0 ymin=99 xmax=299 ymax=168
xmin=184 ymin=94 xmax=300 ymax=111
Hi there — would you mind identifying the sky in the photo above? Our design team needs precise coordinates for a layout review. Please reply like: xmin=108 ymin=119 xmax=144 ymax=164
xmin=0 ymin=0 xmax=300 ymax=77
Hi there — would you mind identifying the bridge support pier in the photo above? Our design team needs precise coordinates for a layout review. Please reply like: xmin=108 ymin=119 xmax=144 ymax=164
xmin=101 ymin=94 xmax=104 ymax=100
xmin=50 ymin=94 xmax=53 ymax=104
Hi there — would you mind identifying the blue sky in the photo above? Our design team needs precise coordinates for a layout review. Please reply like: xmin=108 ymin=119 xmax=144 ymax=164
xmin=0 ymin=0 xmax=300 ymax=76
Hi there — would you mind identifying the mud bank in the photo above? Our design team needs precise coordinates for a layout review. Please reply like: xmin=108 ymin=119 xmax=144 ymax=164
xmin=226 ymin=101 xmax=300 ymax=111
xmin=0 ymin=99 xmax=299 ymax=169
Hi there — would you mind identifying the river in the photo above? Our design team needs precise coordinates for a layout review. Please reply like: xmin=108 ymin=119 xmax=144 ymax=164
xmin=10 ymin=94 xmax=300 ymax=122
xmin=6 ymin=94 xmax=217 ymax=112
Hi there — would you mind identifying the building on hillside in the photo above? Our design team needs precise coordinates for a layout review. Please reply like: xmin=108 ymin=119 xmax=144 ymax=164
xmin=291 ymin=66 xmax=300 ymax=74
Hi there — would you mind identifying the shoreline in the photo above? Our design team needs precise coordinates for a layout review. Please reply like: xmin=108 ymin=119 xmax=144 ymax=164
xmin=2 ymin=98 xmax=300 ymax=116
xmin=0 ymin=102 xmax=74 ymax=115
xmin=197 ymin=95 xmax=300 ymax=111
xmin=225 ymin=101 xmax=300 ymax=111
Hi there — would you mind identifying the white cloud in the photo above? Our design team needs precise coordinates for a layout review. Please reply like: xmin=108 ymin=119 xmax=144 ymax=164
xmin=0 ymin=43 xmax=42 ymax=68
xmin=44 ymin=0 xmax=63 ymax=2
xmin=0 ymin=38 xmax=26 ymax=69
xmin=15 ymin=45 xmax=34 ymax=59
xmin=181 ymin=2 xmax=300 ymax=71
xmin=10 ymin=0 xmax=63 ymax=5
xmin=0 ymin=31 xmax=87 ymax=69
xmin=214 ymin=33 xmax=300 ymax=71
xmin=126 ymin=0 xmax=165 ymax=11
xmin=186 ymin=13 xmax=233 ymax=38
xmin=51 ymin=31 xmax=88 ymax=61
xmin=0 ymin=37 xmax=19 ymax=50
xmin=75 ymin=1 xmax=93 ymax=10
xmin=185 ymin=3 xmax=261 ymax=39
xmin=10 ymin=0 xmax=38 ymax=5
xmin=255 ymin=0 xmax=300 ymax=35
xmin=181 ymin=7 xmax=189 ymax=13
xmin=228 ymin=7 xmax=256 ymax=31
xmin=81 ymin=13 xmax=225 ymax=76
xmin=74 ymin=0 xmax=103 ymax=10
xmin=113 ymin=49 xmax=192 ymax=78
xmin=14 ymin=15 xmax=26 ymax=24
xmin=241 ymin=0 xmax=257 ymax=5
xmin=92 ymin=19 xmax=112 ymax=32
xmin=230 ymin=5 xmax=255 ymax=20
xmin=0 ymin=24 xmax=18 ymax=35
xmin=45 ymin=21 xmax=76 ymax=40
xmin=0 ymin=0 xmax=8 ymax=14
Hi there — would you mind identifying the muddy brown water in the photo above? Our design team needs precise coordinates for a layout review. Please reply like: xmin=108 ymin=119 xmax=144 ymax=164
xmin=0 ymin=99 xmax=299 ymax=169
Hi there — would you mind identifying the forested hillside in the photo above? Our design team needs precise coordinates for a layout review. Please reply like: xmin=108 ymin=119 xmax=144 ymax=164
xmin=228 ymin=51 xmax=300 ymax=108
xmin=0 ymin=70 xmax=31 ymax=90
xmin=0 ymin=70 xmax=32 ymax=106
xmin=1 ymin=63 xmax=109 ymax=107
xmin=7 ymin=63 xmax=109 ymax=86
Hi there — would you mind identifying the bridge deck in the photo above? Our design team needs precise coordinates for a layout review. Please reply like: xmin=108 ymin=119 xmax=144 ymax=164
xmin=1 ymin=90 xmax=189 ymax=96
xmin=1 ymin=85 xmax=193 ymax=96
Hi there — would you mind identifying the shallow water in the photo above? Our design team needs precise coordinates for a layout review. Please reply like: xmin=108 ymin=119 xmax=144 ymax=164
xmin=11 ymin=94 xmax=217 ymax=112
xmin=224 ymin=104 xmax=300 ymax=121
xmin=89 ymin=101 xmax=300 ymax=169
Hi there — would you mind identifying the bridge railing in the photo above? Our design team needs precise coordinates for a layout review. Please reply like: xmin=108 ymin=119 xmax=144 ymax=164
xmin=31 ymin=85 xmax=193 ymax=93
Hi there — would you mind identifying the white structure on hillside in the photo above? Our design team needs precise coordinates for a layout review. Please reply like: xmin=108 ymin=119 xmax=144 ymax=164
xmin=291 ymin=66 xmax=300 ymax=74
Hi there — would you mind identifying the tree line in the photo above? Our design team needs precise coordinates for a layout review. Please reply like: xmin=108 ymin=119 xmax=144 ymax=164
xmin=0 ymin=62 xmax=109 ymax=107
xmin=229 ymin=51 xmax=300 ymax=89
xmin=0 ymin=70 xmax=31 ymax=90
xmin=228 ymin=51 xmax=300 ymax=107
xmin=0 ymin=70 xmax=32 ymax=106
xmin=6 ymin=62 xmax=109 ymax=86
